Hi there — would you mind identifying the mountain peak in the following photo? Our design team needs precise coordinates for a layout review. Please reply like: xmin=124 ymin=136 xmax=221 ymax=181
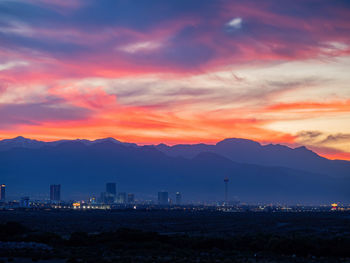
xmin=294 ymin=145 xmax=321 ymax=157
xmin=8 ymin=136 xmax=42 ymax=143
xmin=91 ymin=137 xmax=138 ymax=148
xmin=12 ymin=136 xmax=31 ymax=141
xmin=216 ymin=138 xmax=261 ymax=147
xmin=93 ymin=137 xmax=122 ymax=144
xmin=0 ymin=136 xmax=44 ymax=150
xmin=295 ymin=146 xmax=308 ymax=151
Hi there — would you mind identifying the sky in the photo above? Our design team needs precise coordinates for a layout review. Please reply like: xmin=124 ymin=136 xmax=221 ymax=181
xmin=0 ymin=0 xmax=350 ymax=160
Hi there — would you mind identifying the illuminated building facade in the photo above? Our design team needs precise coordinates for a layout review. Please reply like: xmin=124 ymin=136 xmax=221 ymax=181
xmin=224 ymin=177 xmax=229 ymax=205
xmin=158 ymin=191 xmax=169 ymax=205
xmin=50 ymin=184 xmax=61 ymax=201
xmin=0 ymin=184 xmax=6 ymax=201
xmin=89 ymin=196 xmax=96 ymax=204
xmin=117 ymin=192 xmax=127 ymax=204
xmin=331 ymin=203 xmax=338 ymax=211
xmin=101 ymin=183 xmax=117 ymax=204
xmin=100 ymin=192 xmax=115 ymax=204
xmin=176 ymin=192 xmax=182 ymax=205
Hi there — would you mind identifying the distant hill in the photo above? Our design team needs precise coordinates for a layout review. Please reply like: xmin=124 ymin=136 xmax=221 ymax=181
xmin=156 ymin=138 xmax=350 ymax=178
xmin=0 ymin=136 xmax=137 ymax=150
xmin=0 ymin=136 xmax=349 ymax=203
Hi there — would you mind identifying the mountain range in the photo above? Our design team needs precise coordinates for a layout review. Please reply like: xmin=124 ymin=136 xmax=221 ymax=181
xmin=0 ymin=136 xmax=349 ymax=203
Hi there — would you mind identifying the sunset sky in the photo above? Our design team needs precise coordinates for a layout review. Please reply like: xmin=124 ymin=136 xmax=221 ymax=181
xmin=1 ymin=0 xmax=350 ymax=160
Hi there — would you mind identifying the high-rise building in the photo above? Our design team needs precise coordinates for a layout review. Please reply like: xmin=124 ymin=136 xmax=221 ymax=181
xmin=0 ymin=184 xmax=5 ymax=201
xmin=106 ymin=183 xmax=116 ymax=196
xmin=127 ymin=193 xmax=135 ymax=204
xmin=176 ymin=192 xmax=182 ymax=205
xmin=158 ymin=191 xmax=169 ymax=205
xmin=101 ymin=183 xmax=117 ymax=204
xmin=117 ymin=192 xmax=127 ymax=204
xmin=50 ymin=184 xmax=61 ymax=202
xmin=100 ymin=192 xmax=115 ymax=204
xmin=224 ymin=177 xmax=229 ymax=205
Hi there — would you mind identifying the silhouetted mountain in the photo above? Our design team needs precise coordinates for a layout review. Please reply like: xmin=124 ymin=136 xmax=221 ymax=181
xmin=0 ymin=136 xmax=46 ymax=150
xmin=156 ymin=138 xmax=350 ymax=178
xmin=0 ymin=137 xmax=349 ymax=203
xmin=0 ymin=136 xmax=136 ymax=150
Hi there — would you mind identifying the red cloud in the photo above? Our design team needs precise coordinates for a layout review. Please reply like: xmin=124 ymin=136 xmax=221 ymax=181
xmin=1 ymin=1 xmax=350 ymax=160
xmin=266 ymin=100 xmax=350 ymax=113
xmin=49 ymin=86 xmax=117 ymax=110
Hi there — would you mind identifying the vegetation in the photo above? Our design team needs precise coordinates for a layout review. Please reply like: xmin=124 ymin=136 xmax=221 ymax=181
xmin=1 ymin=219 xmax=350 ymax=262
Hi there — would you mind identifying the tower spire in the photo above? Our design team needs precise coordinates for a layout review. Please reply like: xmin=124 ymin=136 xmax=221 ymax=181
xmin=224 ymin=177 xmax=229 ymax=205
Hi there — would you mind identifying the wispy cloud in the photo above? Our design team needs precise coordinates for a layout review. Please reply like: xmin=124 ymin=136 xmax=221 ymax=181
xmin=0 ymin=100 xmax=91 ymax=128
xmin=226 ymin=17 xmax=242 ymax=29
xmin=321 ymin=133 xmax=350 ymax=144
xmin=0 ymin=0 xmax=350 ymax=159
xmin=119 ymin=41 xmax=163 ymax=54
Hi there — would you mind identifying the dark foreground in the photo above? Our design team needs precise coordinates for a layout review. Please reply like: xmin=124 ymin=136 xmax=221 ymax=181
xmin=1 ymin=210 xmax=350 ymax=263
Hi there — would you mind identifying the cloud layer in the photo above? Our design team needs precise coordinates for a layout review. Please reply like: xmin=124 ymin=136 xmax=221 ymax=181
xmin=1 ymin=0 xmax=350 ymax=159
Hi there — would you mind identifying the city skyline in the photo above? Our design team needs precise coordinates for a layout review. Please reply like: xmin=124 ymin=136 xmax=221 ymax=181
xmin=1 ymin=181 xmax=189 ymax=205
xmin=1 ymin=179 xmax=347 ymax=209
xmin=0 ymin=135 xmax=349 ymax=204
xmin=1 ymin=2 xmax=349 ymax=262
xmin=0 ymin=1 xmax=350 ymax=160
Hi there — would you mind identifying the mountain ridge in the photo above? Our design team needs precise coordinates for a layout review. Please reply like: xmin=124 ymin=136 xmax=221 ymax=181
xmin=1 ymin=138 xmax=348 ymax=203
xmin=1 ymin=136 xmax=350 ymax=202
xmin=1 ymin=136 xmax=350 ymax=178
xmin=0 ymin=136 xmax=334 ymax=159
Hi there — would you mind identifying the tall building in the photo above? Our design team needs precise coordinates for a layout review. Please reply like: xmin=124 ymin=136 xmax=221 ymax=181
xmin=127 ymin=193 xmax=135 ymax=204
xmin=50 ymin=184 xmax=61 ymax=202
xmin=224 ymin=177 xmax=229 ymax=205
xmin=117 ymin=192 xmax=127 ymax=204
xmin=101 ymin=182 xmax=117 ymax=204
xmin=158 ymin=191 xmax=169 ymax=205
xmin=100 ymin=192 xmax=115 ymax=204
xmin=106 ymin=183 xmax=116 ymax=196
xmin=176 ymin=192 xmax=182 ymax=205
xmin=0 ymin=184 xmax=5 ymax=201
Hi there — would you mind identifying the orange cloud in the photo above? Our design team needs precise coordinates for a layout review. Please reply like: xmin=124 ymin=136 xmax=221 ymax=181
xmin=321 ymin=152 xmax=350 ymax=160
xmin=266 ymin=100 xmax=350 ymax=113
xmin=49 ymin=86 xmax=117 ymax=110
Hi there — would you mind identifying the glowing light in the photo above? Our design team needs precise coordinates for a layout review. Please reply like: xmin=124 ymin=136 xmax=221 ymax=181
xmin=331 ymin=203 xmax=338 ymax=211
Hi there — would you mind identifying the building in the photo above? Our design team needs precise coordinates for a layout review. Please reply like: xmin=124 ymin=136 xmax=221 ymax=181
xmin=176 ymin=192 xmax=182 ymax=205
xmin=158 ymin=191 xmax=169 ymax=205
xmin=100 ymin=192 xmax=115 ymax=204
xmin=127 ymin=193 xmax=135 ymax=204
xmin=89 ymin=196 xmax=97 ymax=204
xmin=20 ymin=197 xmax=30 ymax=208
xmin=117 ymin=192 xmax=127 ymax=204
xmin=0 ymin=184 xmax=5 ymax=201
xmin=224 ymin=177 xmax=229 ymax=205
xmin=106 ymin=183 xmax=116 ymax=196
xmin=100 ymin=183 xmax=117 ymax=204
xmin=50 ymin=184 xmax=61 ymax=202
